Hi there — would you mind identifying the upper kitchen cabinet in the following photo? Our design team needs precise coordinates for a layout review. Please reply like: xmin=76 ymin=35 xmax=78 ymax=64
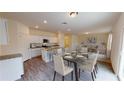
xmin=0 ymin=18 xmax=8 ymax=45
xmin=29 ymin=28 xmax=58 ymax=37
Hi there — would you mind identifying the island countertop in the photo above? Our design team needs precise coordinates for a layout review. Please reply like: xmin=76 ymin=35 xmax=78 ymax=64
xmin=42 ymin=46 xmax=61 ymax=51
xmin=0 ymin=53 xmax=22 ymax=61
xmin=30 ymin=45 xmax=61 ymax=50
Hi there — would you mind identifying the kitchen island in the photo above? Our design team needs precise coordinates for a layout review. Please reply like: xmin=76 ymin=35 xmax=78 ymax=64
xmin=41 ymin=46 xmax=61 ymax=62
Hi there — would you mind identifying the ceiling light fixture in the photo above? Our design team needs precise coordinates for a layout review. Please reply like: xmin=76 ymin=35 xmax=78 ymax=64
xmin=69 ymin=12 xmax=78 ymax=18
xmin=43 ymin=20 xmax=47 ymax=24
xmin=85 ymin=32 xmax=90 ymax=34
xmin=62 ymin=22 xmax=67 ymax=25
xmin=67 ymin=28 xmax=71 ymax=31
xmin=35 ymin=25 xmax=39 ymax=29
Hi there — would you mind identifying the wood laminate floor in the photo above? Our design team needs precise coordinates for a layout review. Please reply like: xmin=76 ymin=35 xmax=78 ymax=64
xmin=21 ymin=57 xmax=118 ymax=81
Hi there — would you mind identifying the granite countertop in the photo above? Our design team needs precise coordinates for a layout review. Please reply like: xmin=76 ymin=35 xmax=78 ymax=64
xmin=42 ymin=46 xmax=61 ymax=51
xmin=30 ymin=45 xmax=60 ymax=50
xmin=0 ymin=53 xmax=22 ymax=61
xmin=30 ymin=46 xmax=42 ymax=49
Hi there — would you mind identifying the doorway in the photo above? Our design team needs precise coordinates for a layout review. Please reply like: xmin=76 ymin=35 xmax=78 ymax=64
xmin=64 ymin=34 xmax=71 ymax=48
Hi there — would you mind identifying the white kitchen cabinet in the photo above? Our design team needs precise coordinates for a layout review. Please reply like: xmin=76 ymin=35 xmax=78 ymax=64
xmin=0 ymin=54 xmax=24 ymax=81
xmin=29 ymin=48 xmax=41 ymax=59
xmin=0 ymin=18 xmax=8 ymax=45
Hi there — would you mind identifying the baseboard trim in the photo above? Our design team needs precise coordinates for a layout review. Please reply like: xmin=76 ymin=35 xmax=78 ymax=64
xmin=30 ymin=55 xmax=42 ymax=59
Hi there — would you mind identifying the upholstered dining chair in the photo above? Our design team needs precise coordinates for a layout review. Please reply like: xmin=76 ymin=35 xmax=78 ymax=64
xmin=80 ymin=47 xmax=88 ymax=58
xmin=53 ymin=55 xmax=74 ymax=81
xmin=64 ymin=48 xmax=72 ymax=54
xmin=88 ymin=51 xmax=99 ymax=73
xmin=94 ymin=51 xmax=99 ymax=73
xmin=81 ymin=47 xmax=88 ymax=53
xmin=56 ymin=48 xmax=63 ymax=55
xmin=78 ymin=52 xmax=99 ymax=81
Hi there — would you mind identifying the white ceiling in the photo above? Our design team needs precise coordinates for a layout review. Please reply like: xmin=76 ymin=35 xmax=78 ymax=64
xmin=0 ymin=12 xmax=121 ymax=33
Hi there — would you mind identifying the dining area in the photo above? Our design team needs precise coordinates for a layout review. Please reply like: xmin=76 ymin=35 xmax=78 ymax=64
xmin=52 ymin=47 xmax=99 ymax=81
xmin=0 ymin=12 xmax=119 ymax=81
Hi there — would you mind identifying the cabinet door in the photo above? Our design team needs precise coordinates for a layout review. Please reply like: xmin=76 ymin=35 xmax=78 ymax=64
xmin=0 ymin=18 xmax=8 ymax=45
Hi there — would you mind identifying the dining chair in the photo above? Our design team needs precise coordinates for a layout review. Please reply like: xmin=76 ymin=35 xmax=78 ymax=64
xmin=78 ymin=52 xmax=99 ymax=81
xmin=53 ymin=55 xmax=74 ymax=81
xmin=81 ymin=47 xmax=88 ymax=53
xmin=94 ymin=51 xmax=99 ymax=73
xmin=64 ymin=48 xmax=72 ymax=53
xmin=64 ymin=48 xmax=72 ymax=66
xmin=88 ymin=51 xmax=99 ymax=73
xmin=80 ymin=47 xmax=88 ymax=58
xmin=56 ymin=48 xmax=64 ymax=55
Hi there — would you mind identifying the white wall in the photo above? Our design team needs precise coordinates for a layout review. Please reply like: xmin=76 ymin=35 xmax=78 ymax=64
xmin=111 ymin=13 xmax=123 ymax=75
xmin=71 ymin=34 xmax=78 ymax=50
xmin=78 ymin=33 xmax=109 ymax=45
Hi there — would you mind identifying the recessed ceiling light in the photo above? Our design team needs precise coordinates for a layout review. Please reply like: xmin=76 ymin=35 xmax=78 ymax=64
xmin=62 ymin=22 xmax=67 ymax=25
xmin=69 ymin=12 xmax=78 ymax=18
xmin=35 ymin=25 xmax=39 ymax=29
xmin=85 ymin=32 xmax=90 ymax=34
xmin=67 ymin=28 xmax=71 ymax=31
xmin=43 ymin=20 xmax=47 ymax=24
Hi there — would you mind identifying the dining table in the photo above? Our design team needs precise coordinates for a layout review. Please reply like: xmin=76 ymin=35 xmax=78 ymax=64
xmin=63 ymin=54 xmax=87 ymax=81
